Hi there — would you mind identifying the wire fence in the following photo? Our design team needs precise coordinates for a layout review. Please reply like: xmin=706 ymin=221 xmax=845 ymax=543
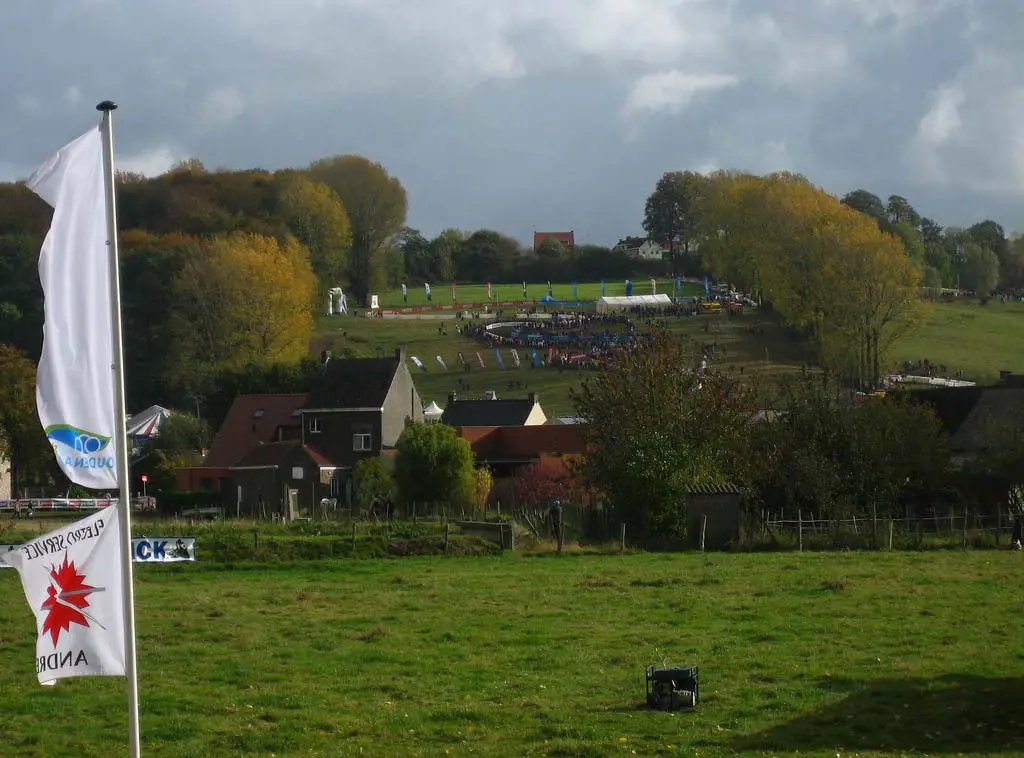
xmin=756 ymin=508 xmax=1023 ymax=551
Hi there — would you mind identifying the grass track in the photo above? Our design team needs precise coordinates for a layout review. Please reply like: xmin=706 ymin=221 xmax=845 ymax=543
xmin=315 ymin=289 xmax=1024 ymax=415
xmin=1 ymin=551 xmax=1022 ymax=756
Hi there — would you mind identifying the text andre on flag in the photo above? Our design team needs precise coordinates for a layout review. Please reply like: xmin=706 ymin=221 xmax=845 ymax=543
xmin=27 ymin=127 xmax=118 ymax=489
xmin=2 ymin=509 xmax=126 ymax=685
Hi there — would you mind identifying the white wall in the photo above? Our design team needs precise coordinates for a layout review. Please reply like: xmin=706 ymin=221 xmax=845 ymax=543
xmin=0 ymin=453 xmax=11 ymax=500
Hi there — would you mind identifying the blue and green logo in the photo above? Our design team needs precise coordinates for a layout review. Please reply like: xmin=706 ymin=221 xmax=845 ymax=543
xmin=45 ymin=425 xmax=114 ymax=470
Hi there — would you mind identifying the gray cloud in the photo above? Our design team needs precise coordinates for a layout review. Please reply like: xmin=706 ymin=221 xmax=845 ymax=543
xmin=2 ymin=0 xmax=1022 ymax=242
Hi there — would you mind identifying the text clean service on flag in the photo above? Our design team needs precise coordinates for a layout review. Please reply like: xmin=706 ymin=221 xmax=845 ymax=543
xmin=2 ymin=509 xmax=126 ymax=684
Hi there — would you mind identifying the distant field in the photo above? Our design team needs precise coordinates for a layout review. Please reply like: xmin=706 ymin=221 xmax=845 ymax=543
xmin=1 ymin=551 xmax=1021 ymax=756
xmin=891 ymin=298 xmax=1024 ymax=384
xmin=372 ymin=279 xmax=705 ymax=308
xmin=314 ymin=291 xmax=1024 ymax=416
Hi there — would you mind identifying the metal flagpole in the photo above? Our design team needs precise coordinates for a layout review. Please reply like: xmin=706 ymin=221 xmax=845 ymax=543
xmin=97 ymin=100 xmax=142 ymax=758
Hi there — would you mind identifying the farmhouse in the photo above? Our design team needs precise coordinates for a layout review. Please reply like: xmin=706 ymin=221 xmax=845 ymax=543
xmin=177 ymin=350 xmax=423 ymax=516
xmin=613 ymin=236 xmax=664 ymax=260
xmin=533 ymin=231 xmax=575 ymax=250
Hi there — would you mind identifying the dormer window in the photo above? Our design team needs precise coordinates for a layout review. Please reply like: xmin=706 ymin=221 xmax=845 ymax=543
xmin=308 ymin=417 xmax=322 ymax=434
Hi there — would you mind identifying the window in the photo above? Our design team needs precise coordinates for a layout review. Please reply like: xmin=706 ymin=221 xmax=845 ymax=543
xmin=291 ymin=467 xmax=304 ymax=480
xmin=353 ymin=425 xmax=372 ymax=451
xmin=308 ymin=416 xmax=322 ymax=434
xmin=330 ymin=476 xmax=340 ymax=498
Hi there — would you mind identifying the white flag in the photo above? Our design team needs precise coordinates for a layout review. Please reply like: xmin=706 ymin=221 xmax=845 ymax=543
xmin=2 ymin=509 xmax=126 ymax=685
xmin=27 ymin=128 xmax=118 ymax=489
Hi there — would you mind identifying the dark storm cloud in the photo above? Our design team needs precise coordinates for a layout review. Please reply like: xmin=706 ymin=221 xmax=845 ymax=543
xmin=2 ymin=0 xmax=1022 ymax=241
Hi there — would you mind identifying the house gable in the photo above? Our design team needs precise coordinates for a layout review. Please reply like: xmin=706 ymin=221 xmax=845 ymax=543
xmin=203 ymin=394 xmax=307 ymax=468
xmin=381 ymin=352 xmax=424 ymax=447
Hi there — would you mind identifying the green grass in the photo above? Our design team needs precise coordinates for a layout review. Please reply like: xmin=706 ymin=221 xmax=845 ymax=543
xmin=315 ymin=290 xmax=1024 ymax=415
xmin=891 ymin=298 xmax=1024 ymax=384
xmin=373 ymin=280 xmax=706 ymax=309
xmin=315 ymin=301 xmax=808 ymax=416
xmin=2 ymin=551 xmax=1022 ymax=756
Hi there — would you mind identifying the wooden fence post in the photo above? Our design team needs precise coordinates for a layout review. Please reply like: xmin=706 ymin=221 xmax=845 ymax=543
xmin=699 ymin=514 xmax=708 ymax=553
xmin=620 ymin=523 xmax=626 ymax=554
xmin=872 ymin=501 xmax=878 ymax=549
xmin=798 ymin=510 xmax=803 ymax=552
xmin=254 ymin=530 xmax=259 ymax=556
xmin=351 ymin=521 xmax=357 ymax=550
xmin=888 ymin=519 xmax=894 ymax=550
xmin=962 ymin=508 xmax=968 ymax=547
xmin=444 ymin=523 xmax=450 ymax=555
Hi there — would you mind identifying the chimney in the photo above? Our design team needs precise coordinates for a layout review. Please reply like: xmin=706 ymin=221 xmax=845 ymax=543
xmin=448 ymin=391 xmax=457 ymax=406
xmin=529 ymin=392 xmax=538 ymax=405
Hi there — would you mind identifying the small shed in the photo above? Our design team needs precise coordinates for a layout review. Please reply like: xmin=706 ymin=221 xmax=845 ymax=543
xmin=688 ymin=483 xmax=743 ymax=550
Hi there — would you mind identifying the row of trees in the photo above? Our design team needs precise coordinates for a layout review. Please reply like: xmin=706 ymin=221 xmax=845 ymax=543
xmin=573 ymin=337 xmax=956 ymax=541
xmin=643 ymin=169 xmax=1022 ymax=296
xmin=398 ymin=227 xmax=673 ymax=285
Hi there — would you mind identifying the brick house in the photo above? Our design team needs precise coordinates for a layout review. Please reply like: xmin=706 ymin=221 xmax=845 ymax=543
xmin=176 ymin=393 xmax=305 ymax=496
xmin=178 ymin=350 xmax=423 ymax=515
xmin=454 ymin=424 xmax=587 ymax=505
xmin=534 ymin=231 xmax=575 ymax=250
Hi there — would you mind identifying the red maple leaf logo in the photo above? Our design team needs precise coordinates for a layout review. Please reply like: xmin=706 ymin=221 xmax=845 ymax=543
xmin=40 ymin=553 xmax=102 ymax=647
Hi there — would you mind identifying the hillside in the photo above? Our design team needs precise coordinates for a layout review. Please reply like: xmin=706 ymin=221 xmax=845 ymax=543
xmin=312 ymin=297 xmax=1024 ymax=417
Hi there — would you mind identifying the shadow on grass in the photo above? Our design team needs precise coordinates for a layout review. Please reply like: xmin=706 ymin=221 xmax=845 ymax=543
xmin=733 ymin=674 xmax=1024 ymax=754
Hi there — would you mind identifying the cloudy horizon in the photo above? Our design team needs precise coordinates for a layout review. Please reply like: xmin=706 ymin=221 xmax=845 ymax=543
xmin=3 ymin=0 xmax=1023 ymax=244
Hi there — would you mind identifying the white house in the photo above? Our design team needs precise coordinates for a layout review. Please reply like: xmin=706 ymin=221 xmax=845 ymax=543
xmin=613 ymin=236 xmax=665 ymax=260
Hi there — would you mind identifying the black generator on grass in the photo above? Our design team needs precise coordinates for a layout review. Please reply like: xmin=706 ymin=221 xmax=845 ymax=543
xmin=645 ymin=665 xmax=699 ymax=710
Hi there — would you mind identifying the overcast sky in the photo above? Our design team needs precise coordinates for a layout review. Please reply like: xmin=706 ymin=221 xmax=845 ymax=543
xmin=3 ymin=0 xmax=1022 ymax=244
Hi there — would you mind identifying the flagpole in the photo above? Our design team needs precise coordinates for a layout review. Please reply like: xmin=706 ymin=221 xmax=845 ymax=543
xmin=97 ymin=100 xmax=142 ymax=758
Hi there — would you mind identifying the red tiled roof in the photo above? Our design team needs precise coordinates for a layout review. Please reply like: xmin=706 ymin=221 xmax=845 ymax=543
xmin=534 ymin=231 xmax=575 ymax=249
xmin=203 ymin=394 xmax=307 ymax=468
xmin=455 ymin=424 xmax=586 ymax=461
xmin=232 ymin=441 xmax=300 ymax=468
xmin=231 ymin=441 xmax=338 ymax=469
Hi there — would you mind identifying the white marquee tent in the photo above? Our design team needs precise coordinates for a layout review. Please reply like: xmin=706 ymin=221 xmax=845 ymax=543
xmin=423 ymin=400 xmax=444 ymax=423
xmin=596 ymin=294 xmax=673 ymax=313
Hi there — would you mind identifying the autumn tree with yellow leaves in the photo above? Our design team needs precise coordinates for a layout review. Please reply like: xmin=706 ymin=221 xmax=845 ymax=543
xmin=699 ymin=172 xmax=921 ymax=388
xmin=170 ymin=232 xmax=317 ymax=383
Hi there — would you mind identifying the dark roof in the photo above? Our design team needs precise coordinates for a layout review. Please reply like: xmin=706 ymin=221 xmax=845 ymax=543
xmin=457 ymin=425 xmax=586 ymax=460
xmin=203 ymin=394 xmax=307 ymax=467
xmin=442 ymin=399 xmax=536 ymax=427
xmin=305 ymin=355 xmax=400 ymax=409
xmin=231 ymin=442 xmax=337 ymax=469
xmin=687 ymin=482 xmax=743 ymax=495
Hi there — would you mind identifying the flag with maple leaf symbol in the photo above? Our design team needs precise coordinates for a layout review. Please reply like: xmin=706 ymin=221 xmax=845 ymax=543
xmin=2 ymin=508 xmax=126 ymax=685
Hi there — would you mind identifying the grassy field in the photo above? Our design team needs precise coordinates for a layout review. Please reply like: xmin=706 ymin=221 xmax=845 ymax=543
xmin=1 ymin=550 xmax=1022 ymax=756
xmin=893 ymin=298 xmax=1024 ymax=384
xmin=314 ymin=288 xmax=1024 ymax=416
xmin=373 ymin=280 xmax=706 ymax=308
